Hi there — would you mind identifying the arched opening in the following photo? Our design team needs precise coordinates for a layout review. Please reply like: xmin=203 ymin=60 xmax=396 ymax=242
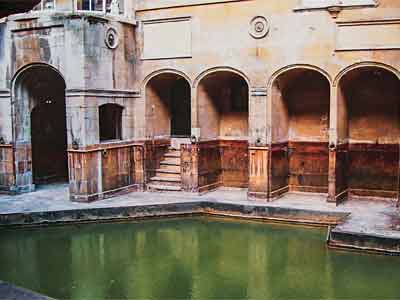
xmin=197 ymin=71 xmax=249 ymax=140
xmin=99 ymin=103 xmax=123 ymax=142
xmin=145 ymin=73 xmax=191 ymax=140
xmin=337 ymin=67 xmax=400 ymax=200
xmin=271 ymin=68 xmax=330 ymax=196
xmin=144 ymin=72 xmax=191 ymax=192
xmin=13 ymin=65 xmax=68 ymax=188
xmin=196 ymin=71 xmax=249 ymax=188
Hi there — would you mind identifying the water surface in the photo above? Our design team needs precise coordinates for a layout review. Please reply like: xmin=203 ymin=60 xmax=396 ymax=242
xmin=0 ymin=217 xmax=399 ymax=299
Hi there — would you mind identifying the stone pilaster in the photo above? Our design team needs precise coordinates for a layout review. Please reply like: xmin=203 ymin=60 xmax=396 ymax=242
xmin=248 ymin=87 xmax=269 ymax=200
xmin=181 ymin=143 xmax=199 ymax=192
xmin=248 ymin=146 xmax=270 ymax=200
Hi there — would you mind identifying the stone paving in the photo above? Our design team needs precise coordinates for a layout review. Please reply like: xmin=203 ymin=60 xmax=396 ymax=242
xmin=0 ymin=184 xmax=399 ymax=240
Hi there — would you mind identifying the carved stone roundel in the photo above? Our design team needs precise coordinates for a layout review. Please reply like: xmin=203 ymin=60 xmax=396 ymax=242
xmin=105 ymin=27 xmax=119 ymax=49
xmin=249 ymin=16 xmax=269 ymax=39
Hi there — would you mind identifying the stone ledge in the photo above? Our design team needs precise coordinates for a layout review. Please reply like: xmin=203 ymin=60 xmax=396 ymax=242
xmin=7 ymin=11 xmax=137 ymax=26
xmin=66 ymin=88 xmax=140 ymax=99
xmin=294 ymin=0 xmax=378 ymax=11
xmin=0 ymin=200 xmax=348 ymax=228
xmin=328 ymin=228 xmax=400 ymax=255
xmin=136 ymin=0 xmax=252 ymax=12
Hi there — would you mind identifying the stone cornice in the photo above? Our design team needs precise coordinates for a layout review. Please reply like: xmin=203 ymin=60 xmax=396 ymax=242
xmin=66 ymin=88 xmax=140 ymax=98
xmin=136 ymin=0 xmax=251 ymax=12
xmin=250 ymin=88 xmax=267 ymax=97
xmin=294 ymin=0 xmax=378 ymax=11
xmin=7 ymin=11 xmax=137 ymax=26
xmin=0 ymin=89 xmax=10 ymax=99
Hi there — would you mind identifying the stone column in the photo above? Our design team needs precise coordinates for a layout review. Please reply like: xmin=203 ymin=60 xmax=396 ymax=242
xmin=328 ymin=83 xmax=349 ymax=204
xmin=248 ymin=88 xmax=269 ymax=200
xmin=0 ymin=90 xmax=16 ymax=192
xmin=66 ymin=94 xmax=102 ymax=201
xmin=397 ymin=142 xmax=400 ymax=207
xmin=181 ymin=143 xmax=199 ymax=192
xmin=11 ymin=83 xmax=35 ymax=193
xmin=191 ymin=86 xmax=200 ymax=140
xmin=327 ymin=86 xmax=337 ymax=203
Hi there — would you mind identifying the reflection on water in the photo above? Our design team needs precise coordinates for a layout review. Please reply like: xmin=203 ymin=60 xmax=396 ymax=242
xmin=0 ymin=217 xmax=399 ymax=299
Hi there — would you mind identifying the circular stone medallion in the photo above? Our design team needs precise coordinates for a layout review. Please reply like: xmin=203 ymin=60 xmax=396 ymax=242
xmin=249 ymin=16 xmax=269 ymax=39
xmin=105 ymin=27 xmax=119 ymax=49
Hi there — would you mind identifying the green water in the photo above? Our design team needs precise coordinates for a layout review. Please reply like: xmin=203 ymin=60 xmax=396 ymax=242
xmin=0 ymin=217 xmax=399 ymax=300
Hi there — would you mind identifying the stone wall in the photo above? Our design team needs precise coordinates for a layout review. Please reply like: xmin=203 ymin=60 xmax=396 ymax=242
xmin=0 ymin=11 xmax=138 ymax=199
xmin=0 ymin=0 xmax=399 ymax=203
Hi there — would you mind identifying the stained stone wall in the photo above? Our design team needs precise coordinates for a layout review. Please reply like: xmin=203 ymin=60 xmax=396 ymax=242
xmin=0 ymin=8 xmax=138 ymax=198
xmin=134 ymin=0 xmax=400 ymax=202
xmin=0 ymin=0 xmax=399 ymax=203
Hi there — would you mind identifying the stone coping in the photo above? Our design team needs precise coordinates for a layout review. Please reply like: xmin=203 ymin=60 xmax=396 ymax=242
xmin=0 ymin=188 xmax=399 ymax=255
xmin=0 ymin=200 xmax=349 ymax=228
xmin=328 ymin=228 xmax=400 ymax=255
xmin=294 ymin=0 xmax=377 ymax=11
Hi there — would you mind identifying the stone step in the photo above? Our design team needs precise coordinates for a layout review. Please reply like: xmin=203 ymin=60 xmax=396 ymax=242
xmin=160 ymin=158 xmax=180 ymax=166
xmin=170 ymin=138 xmax=191 ymax=150
xmin=165 ymin=151 xmax=181 ymax=158
xmin=156 ymin=169 xmax=181 ymax=178
xmin=159 ymin=164 xmax=181 ymax=172
xmin=150 ymin=176 xmax=181 ymax=183
xmin=149 ymin=179 xmax=181 ymax=187
xmin=147 ymin=184 xmax=182 ymax=192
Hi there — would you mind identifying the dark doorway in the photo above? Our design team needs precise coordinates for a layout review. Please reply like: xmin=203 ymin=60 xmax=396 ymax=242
xmin=171 ymin=79 xmax=191 ymax=136
xmin=145 ymin=73 xmax=191 ymax=139
xmin=99 ymin=104 xmax=123 ymax=142
xmin=30 ymin=74 xmax=68 ymax=184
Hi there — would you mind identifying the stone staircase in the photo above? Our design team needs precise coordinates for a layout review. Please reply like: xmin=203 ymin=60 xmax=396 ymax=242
xmin=147 ymin=148 xmax=182 ymax=192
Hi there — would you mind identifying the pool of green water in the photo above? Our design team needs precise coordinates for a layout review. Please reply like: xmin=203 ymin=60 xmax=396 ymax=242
xmin=0 ymin=217 xmax=399 ymax=300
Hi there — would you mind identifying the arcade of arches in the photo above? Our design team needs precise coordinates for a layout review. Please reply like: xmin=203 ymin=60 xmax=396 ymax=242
xmin=1 ymin=65 xmax=399 ymax=204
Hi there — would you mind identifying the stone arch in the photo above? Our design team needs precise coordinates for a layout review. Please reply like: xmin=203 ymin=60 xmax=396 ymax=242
xmin=195 ymin=67 xmax=250 ymax=189
xmin=196 ymin=67 xmax=250 ymax=140
xmin=333 ymin=61 xmax=400 ymax=87
xmin=334 ymin=62 xmax=400 ymax=200
xmin=141 ymin=68 xmax=192 ymax=95
xmin=268 ymin=64 xmax=332 ymax=90
xmin=11 ymin=63 xmax=66 ymax=91
xmin=194 ymin=66 xmax=250 ymax=89
xmin=144 ymin=70 xmax=192 ymax=139
xmin=12 ymin=63 xmax=68 ymax=190
xmin=268 ymin=65 xmax=331 ymax=197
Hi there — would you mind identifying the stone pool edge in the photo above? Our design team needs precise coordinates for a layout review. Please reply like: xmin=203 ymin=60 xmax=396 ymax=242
xmin=1 ymin=200 xmax=399 ymax=255
xmin=327 ymin=227 xmax=400 ymax=255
